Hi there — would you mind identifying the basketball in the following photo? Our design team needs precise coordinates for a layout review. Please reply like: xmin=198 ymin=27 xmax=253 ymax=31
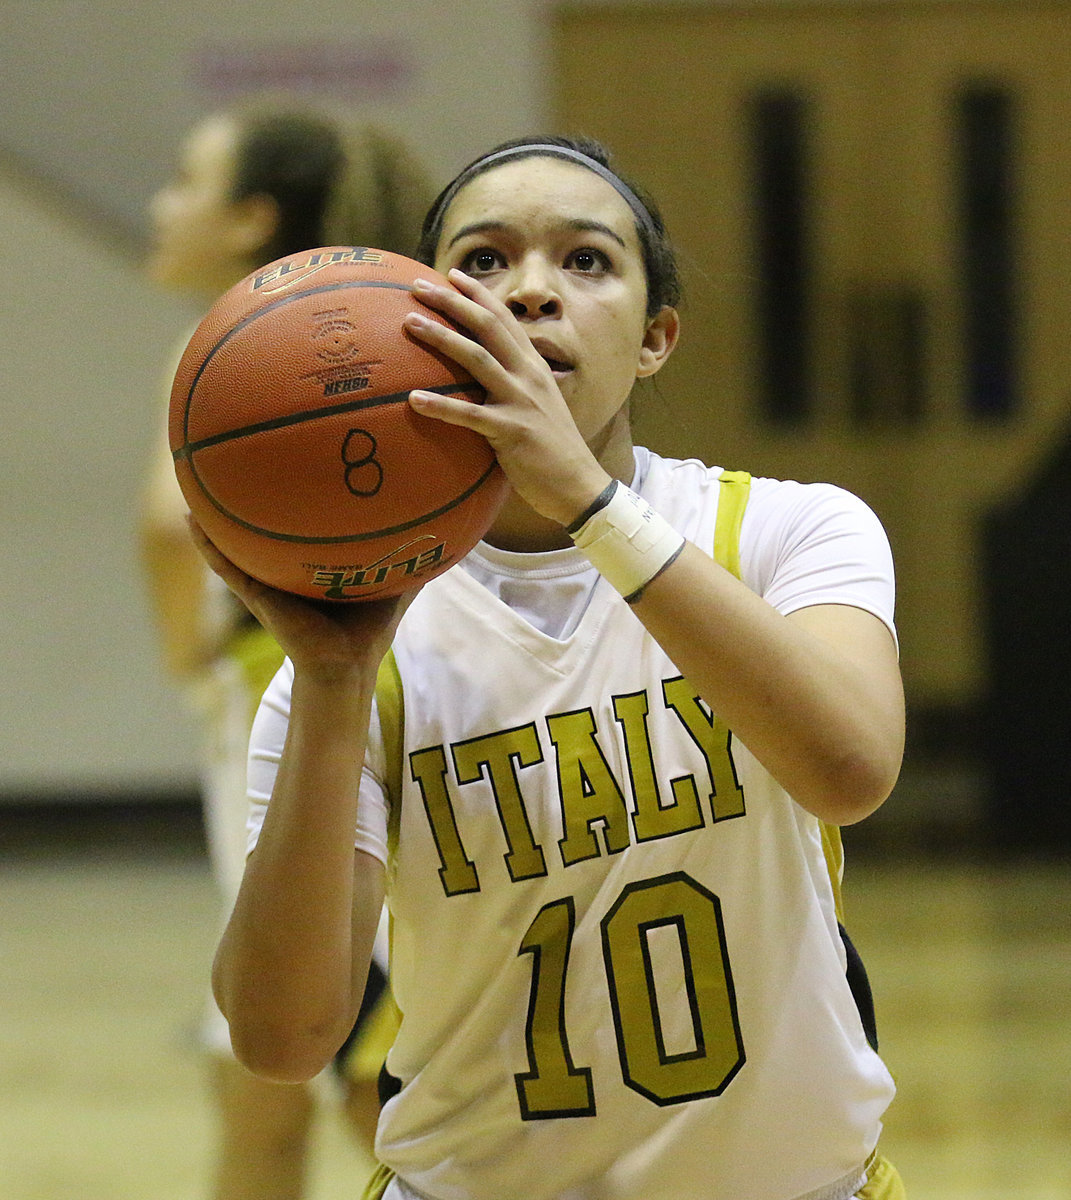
xmin=169 ymin=247 xmax=508 ymax=601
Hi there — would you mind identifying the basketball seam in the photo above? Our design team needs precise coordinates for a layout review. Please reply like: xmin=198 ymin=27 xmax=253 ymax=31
xmin=178 ymin=279 xmax=442 ymax=446
xmin=184 ymin=459 xmax=503 ymax=545
xmin=172 ymin=380 xmax=484 ymax=460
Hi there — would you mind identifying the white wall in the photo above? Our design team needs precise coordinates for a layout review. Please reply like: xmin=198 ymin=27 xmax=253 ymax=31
xmin=2 ymin=0 xmax=550 ymax=241
xmin=0 ymin=0 xmax=548 ymax=796
xmin=1 ymin=176 xmax=203 ymax=794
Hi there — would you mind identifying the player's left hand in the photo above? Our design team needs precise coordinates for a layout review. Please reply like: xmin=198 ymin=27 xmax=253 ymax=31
xmin=402 ymin=270 xmax=611 ymax=528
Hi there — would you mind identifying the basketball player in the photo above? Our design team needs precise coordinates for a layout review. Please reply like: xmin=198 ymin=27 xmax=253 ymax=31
xmin=202 ymin=136 xmax=908 ymax=1199
xmin=139 ymin=96 xmax=431 ymax=1200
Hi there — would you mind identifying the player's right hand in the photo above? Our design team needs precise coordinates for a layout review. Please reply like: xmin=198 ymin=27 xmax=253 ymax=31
xmin=186 ymin=514 xmax=412 ymax=680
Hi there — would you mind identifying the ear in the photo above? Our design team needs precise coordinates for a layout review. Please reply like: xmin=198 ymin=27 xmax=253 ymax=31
xmin=228 ymin=193 xmax=281 ymax=258
xmin=636 ymin=306 xmax=680 ymax=378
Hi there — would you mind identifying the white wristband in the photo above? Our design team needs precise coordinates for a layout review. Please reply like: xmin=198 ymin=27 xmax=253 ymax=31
xmin=568 ymin=481 xmax=686 ymax=603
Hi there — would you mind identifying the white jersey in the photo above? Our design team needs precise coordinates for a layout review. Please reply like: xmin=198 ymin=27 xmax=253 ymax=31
xmin=248 ymin=448 xmax=898 ymax=1200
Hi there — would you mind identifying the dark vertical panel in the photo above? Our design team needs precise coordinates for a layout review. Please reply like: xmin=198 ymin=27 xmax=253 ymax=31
xmin=847 ymin=283 xmax=928 ymax=424
xmin=981 ymin=426 xmax=1071 ymax=849
xmin=747 ymin=89 xmax=811 ymax=423
xmin=955 ymin=82 xmax=1020 ymax=419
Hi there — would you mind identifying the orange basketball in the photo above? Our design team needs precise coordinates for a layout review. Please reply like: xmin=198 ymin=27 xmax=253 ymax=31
xmin=169 ymin=247 xmax=508 ymax=601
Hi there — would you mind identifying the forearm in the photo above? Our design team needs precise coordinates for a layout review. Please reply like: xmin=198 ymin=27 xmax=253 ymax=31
xmin=629 ymin=541 xmax=904 ymax=824
xmin=139 ymin=430 xmax=220 ymax=678
xmin=139 ymin=519 xmax=215 ymax=677
xmin=213 ymin=665 xmax=384 ymax=1081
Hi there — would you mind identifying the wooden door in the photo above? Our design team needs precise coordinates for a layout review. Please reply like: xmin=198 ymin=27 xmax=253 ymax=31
xmin=553 ymin=1 xmax=1071 ymax=715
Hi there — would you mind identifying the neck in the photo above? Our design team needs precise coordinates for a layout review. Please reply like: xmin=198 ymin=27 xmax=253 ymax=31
xmin=482 ymin=495 xmax=576 ymax=553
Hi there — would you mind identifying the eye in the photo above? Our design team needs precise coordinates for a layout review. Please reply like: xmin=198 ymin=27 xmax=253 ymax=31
xmin=459 ymin=248 xmax=505 ymax=276
xmin=566 ymin=247 xmax=611 ymax=274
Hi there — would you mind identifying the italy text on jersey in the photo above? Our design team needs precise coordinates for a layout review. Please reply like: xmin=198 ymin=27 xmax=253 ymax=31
xmin=406 ymin=672 xmax=750 ymax=1119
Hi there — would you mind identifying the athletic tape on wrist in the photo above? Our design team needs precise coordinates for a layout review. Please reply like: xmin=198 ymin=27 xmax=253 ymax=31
xmin=565 ymin=479 xmax=618 ymax=535
xmin=569 ymin=481 xmax=686 ymax=603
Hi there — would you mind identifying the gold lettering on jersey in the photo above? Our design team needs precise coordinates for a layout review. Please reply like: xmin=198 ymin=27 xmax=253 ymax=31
xmin=452 ymin=726 xmax=548 ymax=882
xmin=410 ymin=745 xmax=480 ymax=895
xmin=408 ymin=680 xmax=745 ymax=898
xmin=662 ymin=677 xmax=746 ymax=823
xmin=613 ymin=691 xmax=705 ymax=842
xmin=547 ymin=709 xmax=632 ymax=867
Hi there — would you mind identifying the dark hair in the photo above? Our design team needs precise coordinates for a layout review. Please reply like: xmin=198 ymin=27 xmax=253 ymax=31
xmin=415 ymin=135 xmax=680 ymax=317
xmin=226 ymin=97 xmax=435 ymax=262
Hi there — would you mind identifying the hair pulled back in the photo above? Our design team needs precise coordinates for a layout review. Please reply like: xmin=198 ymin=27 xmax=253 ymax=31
xmin=226 ymin=96 xmax=435 ymax=262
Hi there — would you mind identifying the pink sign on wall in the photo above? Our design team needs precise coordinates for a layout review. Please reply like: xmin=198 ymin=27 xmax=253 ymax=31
xmin=191 ymin=40 xmax=417 ymax=100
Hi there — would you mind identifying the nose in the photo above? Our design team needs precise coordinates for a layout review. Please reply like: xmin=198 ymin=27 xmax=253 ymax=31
xmin=505 ymin=254 xmax=561 ymax=320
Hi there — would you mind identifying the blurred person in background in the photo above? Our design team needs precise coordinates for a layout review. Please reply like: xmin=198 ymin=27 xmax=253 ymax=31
xmin=140 ymin=95 xmax=434 ymax=1200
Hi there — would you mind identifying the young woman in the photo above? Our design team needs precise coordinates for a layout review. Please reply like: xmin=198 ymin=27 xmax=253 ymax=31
xmin=203 ymin=135 xmax=907 ymax=1200
xmin=140 ymin=96 xmax=433 ymax=1200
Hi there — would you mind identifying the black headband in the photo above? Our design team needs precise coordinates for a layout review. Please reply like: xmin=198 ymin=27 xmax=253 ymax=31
xmin=433 ymin=143 xmax=657 ymax=239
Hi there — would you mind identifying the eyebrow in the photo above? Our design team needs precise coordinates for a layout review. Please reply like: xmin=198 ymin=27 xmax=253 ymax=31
xmin=445 ymin=217 xmax=629 ymax=251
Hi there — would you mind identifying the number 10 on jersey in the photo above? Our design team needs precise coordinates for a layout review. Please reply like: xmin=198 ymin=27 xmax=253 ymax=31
xmin=515 ymin=872 xmax=746 ymax=1119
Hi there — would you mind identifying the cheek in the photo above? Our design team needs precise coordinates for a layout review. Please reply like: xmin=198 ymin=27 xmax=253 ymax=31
xmin=600 ymin=307 xmax=651 ymax=370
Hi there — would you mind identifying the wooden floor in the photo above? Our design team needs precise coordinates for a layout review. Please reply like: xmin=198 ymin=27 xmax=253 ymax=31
xmin=2 ymin=802 xmax=1069 ymax=1200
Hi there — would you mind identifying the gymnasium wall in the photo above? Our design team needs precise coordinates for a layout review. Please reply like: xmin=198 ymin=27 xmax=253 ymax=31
xmin=3 ymin=0 xmax=1066 ymax=813
xmin=0 ymin=0 xmax=548 ymax=799
xmin=1 ymin=171 xmax=202 ymax=796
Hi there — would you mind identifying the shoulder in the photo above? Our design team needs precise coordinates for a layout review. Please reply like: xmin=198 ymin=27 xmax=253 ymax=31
xmin=638 ymin=446 xmax=720 ymax=489
xmin=640 ymin=452 xmax=888 ymax=548
xmin=745 ymin=475 xmax=889 ymax=545
xmin=738 ymin=475 xmax=896 ymax=630
xmin=636 ymin=451 xmax=889 ymax=553
xmin=635 ymin=448 xmax=725 ymax=525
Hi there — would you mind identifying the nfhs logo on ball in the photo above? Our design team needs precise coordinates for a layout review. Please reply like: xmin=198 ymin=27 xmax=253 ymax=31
xmin=169 ymin=248 xmax=508 ymax=601
xmin=307 ymin=309 xmax=380 ymax=398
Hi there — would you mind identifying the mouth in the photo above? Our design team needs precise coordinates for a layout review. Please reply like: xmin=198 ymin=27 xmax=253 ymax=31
xmin=533 ymin=347 xmax=575 ymax=379
xmin=543 ymin=358 xmax=573 ymax=378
